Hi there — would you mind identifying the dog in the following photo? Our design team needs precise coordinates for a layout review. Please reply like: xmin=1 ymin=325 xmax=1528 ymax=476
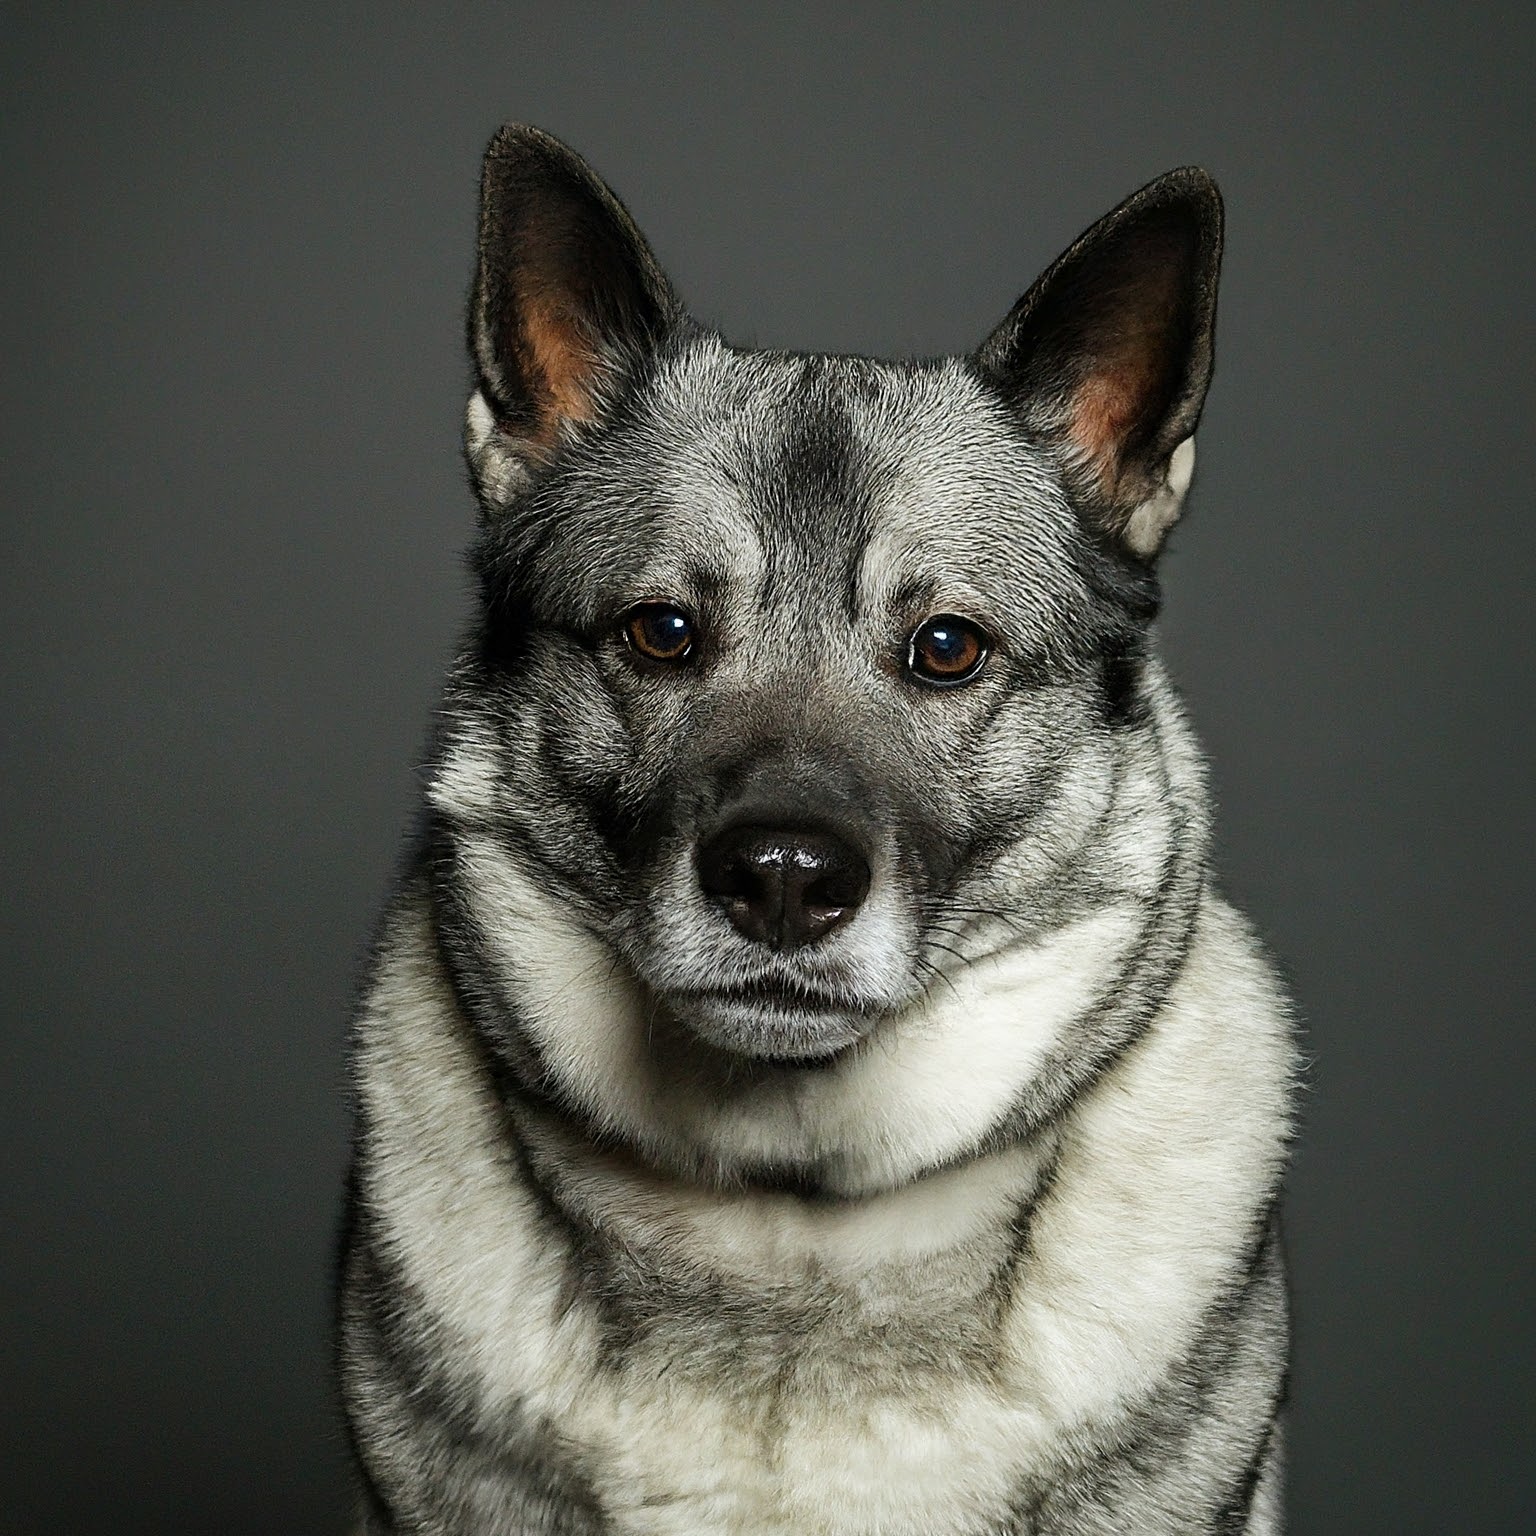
xmin=337 ymin=124 xmax=1296 ymax=1535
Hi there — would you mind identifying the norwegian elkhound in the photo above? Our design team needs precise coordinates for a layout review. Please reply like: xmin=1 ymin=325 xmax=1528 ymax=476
xmin=338 ymin=125 xmax=1296 ymax=1535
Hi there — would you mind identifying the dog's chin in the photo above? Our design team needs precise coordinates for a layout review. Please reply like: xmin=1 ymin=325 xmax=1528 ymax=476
xmin=665 ymin=988 xmax=874 ymax=1067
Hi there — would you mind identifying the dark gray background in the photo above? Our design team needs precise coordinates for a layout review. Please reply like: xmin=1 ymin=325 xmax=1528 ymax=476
xmin=4 ymin=3 xmax=1531 ymax=1531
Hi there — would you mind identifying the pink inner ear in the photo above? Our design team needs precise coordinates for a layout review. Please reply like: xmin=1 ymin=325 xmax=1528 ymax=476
xmin=519 ymin=289 xmax=599 ymax=444
xmin=1068 ymin=371 xmax=1139 ymax=475
xmin=1064 ymin=284 xmax=1180 ymax=494
xmin=1066 ymin=352 xmax=1162 ymax=491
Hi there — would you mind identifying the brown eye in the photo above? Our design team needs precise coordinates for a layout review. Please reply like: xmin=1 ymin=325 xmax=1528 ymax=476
xmin=907 ymin=615 xmax=989 ymax=687
xmin=624 ymin=603 xmax=696 ymax=663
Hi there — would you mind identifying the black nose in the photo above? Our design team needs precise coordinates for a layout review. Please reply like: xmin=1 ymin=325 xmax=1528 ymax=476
xmin=697 ymin=825 xmax=871 ymax=950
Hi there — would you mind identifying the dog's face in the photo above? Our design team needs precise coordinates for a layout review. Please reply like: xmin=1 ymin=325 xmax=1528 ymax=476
xmin=443 ymin=128 xmax=1220 ymax=1072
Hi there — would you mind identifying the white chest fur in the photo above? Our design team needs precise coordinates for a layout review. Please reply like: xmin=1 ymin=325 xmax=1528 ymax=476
xmin=570 ymin=1369 xmax=1035 ymax=1536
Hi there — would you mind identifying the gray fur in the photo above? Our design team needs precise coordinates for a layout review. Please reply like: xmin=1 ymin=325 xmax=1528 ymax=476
xmin=340 ymin=127 xmax=1296 ymax=1535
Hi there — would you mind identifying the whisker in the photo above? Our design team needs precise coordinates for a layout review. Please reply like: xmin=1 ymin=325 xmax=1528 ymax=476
xmin=913 ymin=956 xmax=961 ymax=1003
xmin=925 ymin=939 xmax=971 ymax=967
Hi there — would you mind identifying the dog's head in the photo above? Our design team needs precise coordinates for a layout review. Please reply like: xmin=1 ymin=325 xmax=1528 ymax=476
xmin=440 ymin=126 xmax=1220 ymax=1075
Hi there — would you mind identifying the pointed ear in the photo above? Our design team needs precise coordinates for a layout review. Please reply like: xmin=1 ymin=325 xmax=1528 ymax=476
xmin=975 ymin=168 xmax=1223 ymax=558
xmin=468 ymin=125 xmax=681 ymax=478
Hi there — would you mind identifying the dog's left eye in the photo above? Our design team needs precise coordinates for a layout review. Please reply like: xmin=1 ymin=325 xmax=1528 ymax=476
xmin=907 ymin=615 xmax=990 ymax=687
xmin=624 ymin=603 xmax=696 ymax=663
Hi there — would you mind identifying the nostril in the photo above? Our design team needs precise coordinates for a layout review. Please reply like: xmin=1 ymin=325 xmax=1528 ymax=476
xmin=699 ymin=843 xmax=760 ymax=905
xmin=804 ymin=867 xmax=868 ymax=914
xmin=808 ymin=888 xmax=847 ymax=915
xmin=724 ymin=858 xmax=773 ymax=917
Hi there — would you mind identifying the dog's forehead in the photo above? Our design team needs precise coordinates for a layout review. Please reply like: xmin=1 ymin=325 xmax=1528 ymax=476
xmin=627 ymin=339 xmax=1084 ymax=622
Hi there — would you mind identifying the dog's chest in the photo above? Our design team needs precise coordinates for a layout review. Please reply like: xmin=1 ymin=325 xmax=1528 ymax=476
xmin=557 ymin=1254 xmax=1032 ymax=1536
xmin=485 ymin=1127 xmax=1058 ymax=1531
xmin=587 ymin=1386 xmax=1025 ymax=1536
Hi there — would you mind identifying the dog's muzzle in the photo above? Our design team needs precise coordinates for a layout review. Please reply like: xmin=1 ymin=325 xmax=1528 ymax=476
xmin=650 ymin=815 xmax=881 ymax=1064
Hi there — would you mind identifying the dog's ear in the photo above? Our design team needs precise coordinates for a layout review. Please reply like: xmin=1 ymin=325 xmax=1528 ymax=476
xmin=975 ymin=169 xmax=1223 ymax=559
xmin=467 ymin=125 xmax=681 ymax=496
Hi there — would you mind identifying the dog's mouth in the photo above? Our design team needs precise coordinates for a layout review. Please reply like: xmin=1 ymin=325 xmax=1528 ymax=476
xmin=662 ymin=979 xmax=877 ymax=1066
xmin=708 ymin=980 xmax=850 ymax=1013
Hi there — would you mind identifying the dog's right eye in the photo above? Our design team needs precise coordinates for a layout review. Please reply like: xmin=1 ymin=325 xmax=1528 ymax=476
xmin=623 ymin=603 xmax=696 ymax=664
